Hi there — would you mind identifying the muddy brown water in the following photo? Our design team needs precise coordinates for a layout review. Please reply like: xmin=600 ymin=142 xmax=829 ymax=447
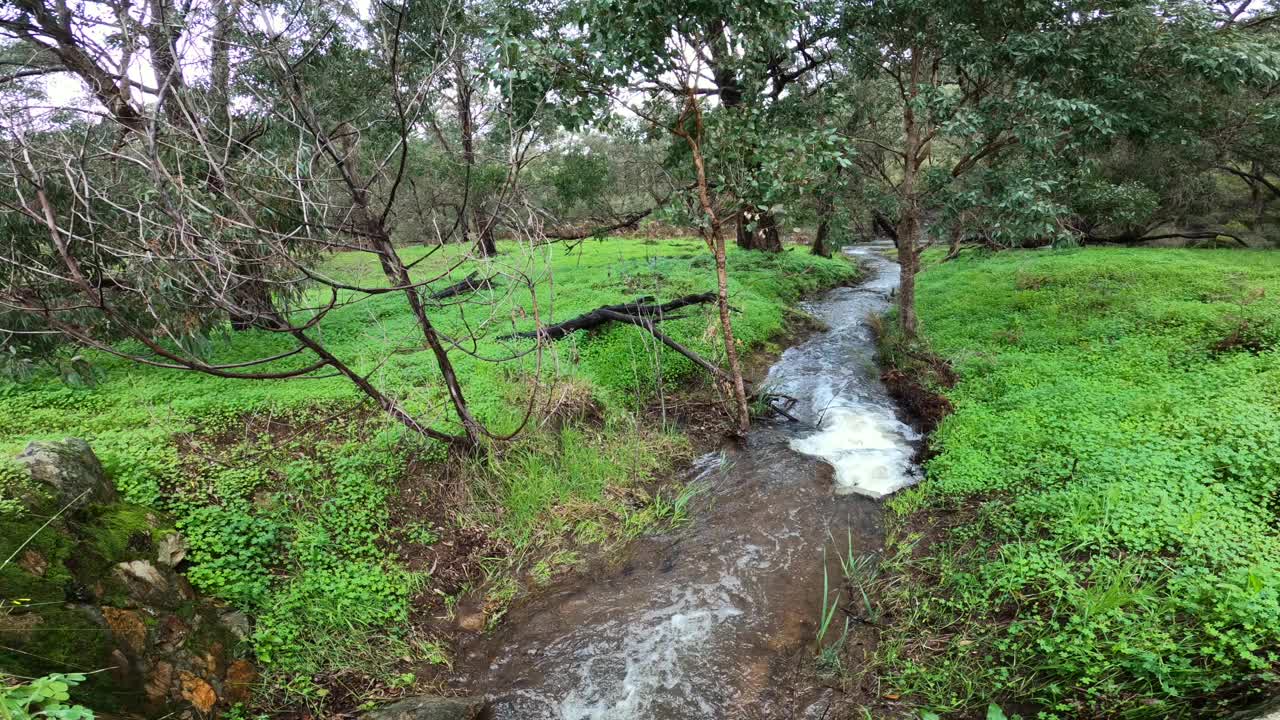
xmin=454 ymin=243 xmax=919 ymax=720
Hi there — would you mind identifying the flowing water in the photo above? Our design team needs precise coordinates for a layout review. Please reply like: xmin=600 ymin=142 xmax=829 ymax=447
xmin=457 ymin=242 xmax=920 ymax=720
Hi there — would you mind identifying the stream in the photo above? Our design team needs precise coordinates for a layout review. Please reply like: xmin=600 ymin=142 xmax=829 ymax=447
xmin=457 ymin=242 xmax=920 ymax=720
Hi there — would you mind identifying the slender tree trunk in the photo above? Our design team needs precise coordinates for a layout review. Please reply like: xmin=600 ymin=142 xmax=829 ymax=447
xmin=208 ymin=0 xmax=276 ymax=332
xmin=288 ymin=330 xmax=461 ymax=444
xmin=145 ymin=0 xmax=187 ymax=126
xmin=209 ymin=0 xmax=236 ymax=137
xmin=897 ymin=49 xmax=926 ymax=341
xmin=455 ymin=57 xmax=496 ymax=257
xmin=367 ymin=225 xmax=482 ymax=445
xmin=1252 ymin=159 xmax=1265 ymax=223
xmin=332 ymin=119 xmax=482 ymax=446
xmin=678 ymin=94 xmax=751 ymax=433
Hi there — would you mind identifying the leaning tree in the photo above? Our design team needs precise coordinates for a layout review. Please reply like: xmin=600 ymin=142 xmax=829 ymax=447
xmin=0 ymin=0 xmax=548 ymax=447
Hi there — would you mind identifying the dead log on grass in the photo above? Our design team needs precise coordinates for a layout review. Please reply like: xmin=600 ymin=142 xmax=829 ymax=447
xmin=430 ymin=271 xmax=495 ymax=300
xmin=500 ymin=293 xmax=717 ymax=341
xmin=503 ymin=293 xmax=809 ymax=426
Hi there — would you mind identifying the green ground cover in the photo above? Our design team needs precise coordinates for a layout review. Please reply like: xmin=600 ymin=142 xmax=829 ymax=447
xmin=879 ymin=248 xmax=1280 ymax=718
xmin=0 ymin=238 xmax=855 ymax=706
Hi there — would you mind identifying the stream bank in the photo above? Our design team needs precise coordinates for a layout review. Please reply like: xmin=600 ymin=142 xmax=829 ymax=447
xmin=448 ymin=242 xmax=918 ymax=719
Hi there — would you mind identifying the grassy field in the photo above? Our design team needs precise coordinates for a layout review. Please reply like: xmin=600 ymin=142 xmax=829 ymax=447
xmin=877 ymin=247 xmax=1280 ymax=718
xmin=0 ymin=237 xmax=856 ymax=707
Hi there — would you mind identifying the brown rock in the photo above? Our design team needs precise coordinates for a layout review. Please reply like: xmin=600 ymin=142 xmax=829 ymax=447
xmin=102 ymin=607 xmax=147 ymax=656
xmin=456 ymin=610 xmax=486 ymax=633
xmin=17 ymin=550 xmax=47 ymax=576
xmin=157 ymin=614 xmax=189 ymax=650
xmin=107 ymin=649 xmax=132 ymax=684
xmin=145 ymin=661 xmax=174 ymax=703
xmin=204 ymin=641 xmax=225 ymax=677
xmin=0 ymin=612 xmax=41 ymax=644
xmin=223 ymin=659 xmax=258 ymax=705
xmin=178 ymin=671 xmax=218 ymax=714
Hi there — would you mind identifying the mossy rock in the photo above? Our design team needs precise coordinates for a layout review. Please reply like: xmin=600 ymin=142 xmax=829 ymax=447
xmin=84 ymin=503 xmax=174 ymax=565
xmin=0 ymin=500 xmax=178 ymax=714
xmin=15 ymin=438 xmax=115 ymax=509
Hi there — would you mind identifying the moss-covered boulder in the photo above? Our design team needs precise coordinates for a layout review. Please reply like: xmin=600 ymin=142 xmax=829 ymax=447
xmin=2 ymin=440 xmax=255 ymax=718
xmin=15 ymin=438 xmax=114 ymax=508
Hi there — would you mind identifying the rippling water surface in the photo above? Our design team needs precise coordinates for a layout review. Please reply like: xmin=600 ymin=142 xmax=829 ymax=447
xmin=457 ymin=242 xmax=918 ymax=720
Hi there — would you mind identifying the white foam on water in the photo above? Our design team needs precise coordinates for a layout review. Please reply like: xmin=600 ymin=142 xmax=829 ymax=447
xmin=555 ymin=581 xmax=745 ymax=720
xmin=773 ymin=243 xmax=922 ymax=498
xmin=789 ymin=403 xmax=918 ymax=497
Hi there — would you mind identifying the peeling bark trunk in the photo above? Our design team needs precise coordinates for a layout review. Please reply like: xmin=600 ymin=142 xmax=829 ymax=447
xmin=736 ymin=207 xmax=783 ymax=252
xmin=897 ymin=48 xmax=926 ymax=341
xmin=675 ymin=92 xmax=752 ymax=433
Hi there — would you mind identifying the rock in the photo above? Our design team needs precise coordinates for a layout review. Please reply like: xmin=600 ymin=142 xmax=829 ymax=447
xmin=455 ymin=609 xmax=486 ymax=633
xmin=144 ymin=661 xmax=174 ymax=703
xmin=102 ymin=607 xmax=148 ymax=656
xmin=362 ymin=696 xmax=486 ymax=720
xmin=203 ymin=641 xmax=226 ymax=677
xmin=177 ymin=671 xmax=217 ymax=714
xmin=223 ymin=659 xmax=258 ymax=705
xmin=156 ymin=615 xmax=190 ymax=651
xmin=16 ymin=549 xmax=47 ymax=576
xmin=156 ymin=532 xmax=188 ymax=567
xmin=113 ymin=560 xmax=171 ymax=607
xmin=107 ymin=649 xmax=133 ymax=684
xmin=15 ymin=438 xmax=114 ymax=508
xmin=218 ymin=610 xmax=251 ymax=642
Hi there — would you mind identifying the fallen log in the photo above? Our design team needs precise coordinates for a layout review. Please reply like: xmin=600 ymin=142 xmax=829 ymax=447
xmin=543 ymin=207 xmax=656 ymax=242
xmin=597 ymin=308 xmax=725 ymax=378
xmin=431 ymin=271 xmax=494 ymax=299
xmin=501 ymin=293 xmax=809 ymax=427
xmin=500 ymin=292 xmax=717 ymax=341
xmin=1083 ymin=228 xmax=1249 ymax=247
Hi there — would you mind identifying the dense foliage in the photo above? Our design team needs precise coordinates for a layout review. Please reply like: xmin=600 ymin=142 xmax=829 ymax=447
xmin=881 ymin=247 xmax=1280 ymax=718
xmin=0 ymin=238 xmax=855 ymax=703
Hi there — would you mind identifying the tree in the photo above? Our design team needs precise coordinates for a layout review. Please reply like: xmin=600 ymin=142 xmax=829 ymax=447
xmin=0 ymin=0 xmax=540 ymax=447
xmin=561 ymin=0 xmax=843 ymax=253
xmin=838 ymin=0 xmax=1280 ymax=340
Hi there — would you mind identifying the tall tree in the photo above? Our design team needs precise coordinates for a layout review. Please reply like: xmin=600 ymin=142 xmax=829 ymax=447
xmin=839 ymin=0 xmax=1280 ymax=340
